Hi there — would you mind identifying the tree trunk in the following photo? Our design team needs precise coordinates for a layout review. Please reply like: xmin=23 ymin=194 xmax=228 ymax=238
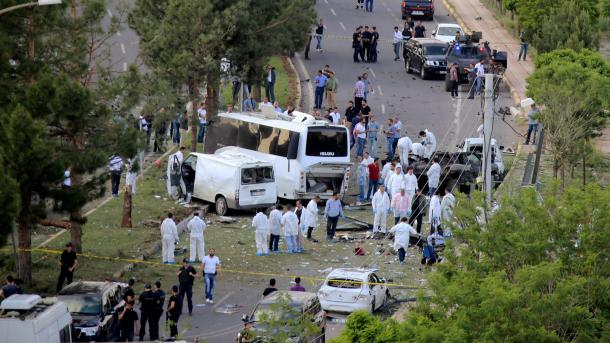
xmin=552 ymin=159 xmax=559 ymax=178
xmin=582 ymin=144 xmax=586 ymax=188
xmin=253 ymin=85 xmax=261 ymax=102
xmin=189 ymin=77 xmax=200 ymax=152
xmin=69 ymin=173 xmax=83 ymax=253
xmin=206 ymin=77 xmax=220 ymax=120
xmin=17 ymin=199 xmax=32 ymax=287
xmin=121 ymin=186 xmax=132 ymax=228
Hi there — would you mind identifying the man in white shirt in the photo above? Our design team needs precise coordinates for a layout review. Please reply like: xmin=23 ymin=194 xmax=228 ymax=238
xmin=281 ymin=205 xmax=299 ymax=253
xmin=202 ymin=248 xmax=221 ymax=303
xmin=426 ymin=157 xmax=441 ymax=196
xmin=419 ymin=130 xmax=437 ymax=159
xmin=160 ymin=213 xmax=179 ymax=264
xmin=474 ymin=58 xmax=485 ymax=94
xmin=353 ymin=120 xmax=367 ymax=157
xmin=396 ymin=134 xmax=412 ymax=169
xmin=393 ymin=26 xmax=404 ymax=61
xmin=197 ymin=103 xmax=207 ymax=143
xmin=389 ymin=217 xmax=420 ymax=264
xmin=329 ymin=107 xmax=341 ymax=124
xmin=371 ymin=185 xmax=390 ymax=233
xmin=252 ymin=209 xmax=269 ymax=256
xmin=404 ymin=166 xmax=418 ymax=200
xmin=258 ymin=96 xmax=273 ymax=111
xmin=267 ymin=205 xmax=283 ymax=253
xmin=187 ymin=212 xmax=206 ymax=263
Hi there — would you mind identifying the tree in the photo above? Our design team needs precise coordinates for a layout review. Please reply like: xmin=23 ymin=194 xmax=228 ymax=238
xmin=515 ymin=0 xmax=599 ymax=36
xmin=527 ymin=49 xmax=610 ymax=180
xmin=531 ymin=2 xmax=599 ymax=53
xmin=254 ymin=293 xmax=322 ymax=342
xmin=332 ymin=185 xmax=610 ymax=342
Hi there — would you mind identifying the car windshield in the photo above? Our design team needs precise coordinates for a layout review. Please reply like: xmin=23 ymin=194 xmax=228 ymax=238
xmin=424 ymin=45 xmax=447 ymax=55
xmin=438 ymin=27 xmax=461 ymax=36
xmin=327 ymin=278 xmax=362 ymax=289
xmin=251 ymin=303 xmax=301 ymax=322
xmin=59 ymin=295 xmax=102 ymax=315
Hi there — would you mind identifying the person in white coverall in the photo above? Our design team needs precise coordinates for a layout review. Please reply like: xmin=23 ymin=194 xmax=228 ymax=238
xmin=426 ymin=157 xmax=441 ymax=196
xmin=404 ymin=166 xmax=418 ymax=200
xmin=281 ymin=205 xmax=299 ymax=253
xmin=304 ymin=196 xmax=320 ymax=241
xmin=160 ymin=213 xmax=179 ymax=264
xmin=187 ymin=212 xmax=206 ymax=262
xmin=389 ymin=217 xmax=420 ymax=264
xmin=252 ymin=209 xmax=269 ymax=256
xmin=396 ymin=135 xmax=412 ymax=169
xmin=410 ymin=142 xmax=426 ymax=159
xmin=268 ymin=206 xmax=283 ymax=253
xmin=387 ymin=165 xmax=405 ymax=198
xmin=429 ymin=192 xmax=442 ymax=232
xmin=371 ymin=185 xmax=391 ymax=233
xmin=441 ymin=188 xmax=456 ymax=238
xmin=419 ymin=129 xmax=437 ymax=159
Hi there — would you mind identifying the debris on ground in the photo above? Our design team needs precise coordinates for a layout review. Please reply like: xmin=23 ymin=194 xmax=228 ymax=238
xmin=215 ymin=304 xmax=242 ymax=314
xmin=217 ymin=216 xmax=237 ymax=223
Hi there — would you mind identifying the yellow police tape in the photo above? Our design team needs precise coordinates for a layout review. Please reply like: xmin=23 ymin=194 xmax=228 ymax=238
xmin=2 ymin=247 xmax=423 ymax=290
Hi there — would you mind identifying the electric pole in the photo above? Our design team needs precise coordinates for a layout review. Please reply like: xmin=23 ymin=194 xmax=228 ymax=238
xmin=483 ymin=73 xmax=494 ymax=205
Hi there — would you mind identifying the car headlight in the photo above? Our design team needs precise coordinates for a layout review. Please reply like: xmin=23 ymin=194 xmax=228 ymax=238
xmin=426 ymin=61 xmax=436 ymax=66
xmin=79 ymin=326 xmax=99 ymax=336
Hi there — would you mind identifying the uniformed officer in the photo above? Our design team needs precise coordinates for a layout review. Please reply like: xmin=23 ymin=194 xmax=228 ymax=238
xmin=151 ymin=281 xmax=165 ymax=341
xmin=138 ymin=284 xmax=159 ymax=341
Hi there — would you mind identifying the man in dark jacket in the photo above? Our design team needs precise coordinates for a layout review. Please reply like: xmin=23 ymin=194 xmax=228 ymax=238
xmin=409 ymin=191 xmax=426 ymax=233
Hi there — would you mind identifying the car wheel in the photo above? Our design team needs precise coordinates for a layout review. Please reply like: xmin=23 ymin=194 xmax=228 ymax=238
xmin=420 ymin=66 xmax=428 ymax=80
xmin=215 ymin=196 xmax=228 ymax=216
xmin=405 ymin=58 xmax=412 ymax=73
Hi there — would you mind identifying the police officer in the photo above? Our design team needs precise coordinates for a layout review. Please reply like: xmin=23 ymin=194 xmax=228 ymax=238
xmin=151 ymin=281 xmax=165 ymax=341
xmin=361 ymin=26 xmax=372 ymax=62
xmin=138 ymin=284 xmax=159 ymax=341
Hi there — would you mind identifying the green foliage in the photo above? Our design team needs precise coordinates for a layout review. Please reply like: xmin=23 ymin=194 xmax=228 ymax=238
xmin=333 ymin=186 xmax=610 ymax=341
xmin=531 ymin=2 xmax=599 ymax=52
xmin=331 ymin=310 xmax=403 ymax=343
xmin=503 ymin=0 xmax=518 ymax=12
xmin=255 ymin=293 xmax=321 ymax=342
xmin=0 ymin=170 xmax=19 ymax=247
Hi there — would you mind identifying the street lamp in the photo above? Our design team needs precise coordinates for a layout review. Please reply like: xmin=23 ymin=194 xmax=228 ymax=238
xmin=0 ymin=0 xmax=62 ymax=16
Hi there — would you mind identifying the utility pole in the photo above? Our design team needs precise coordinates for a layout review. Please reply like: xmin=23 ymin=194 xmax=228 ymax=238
xmin=483 ymin=73 xmax=494 ymax=205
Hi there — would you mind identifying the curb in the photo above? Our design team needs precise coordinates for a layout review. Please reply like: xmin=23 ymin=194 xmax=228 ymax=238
xmin=441 ymin=0 xmax=521 ymax=105
xmin=285 ymin=55 xmax=302 ymax=108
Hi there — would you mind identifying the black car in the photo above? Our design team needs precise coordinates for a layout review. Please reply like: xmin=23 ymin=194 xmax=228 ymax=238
xmin=403 ymin=38 xmax=449 ymax=80
xmin=401 ymin=0 xmax=435 ymax=20
xmin=444 ymin=32 xmax=507 ymax=91
xmin=58 ymin=281 xmax=127 ymax=342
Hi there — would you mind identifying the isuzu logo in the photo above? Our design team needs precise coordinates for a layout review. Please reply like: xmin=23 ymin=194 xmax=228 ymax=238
xmin=320 ymin=152 xmax=335 ymax=156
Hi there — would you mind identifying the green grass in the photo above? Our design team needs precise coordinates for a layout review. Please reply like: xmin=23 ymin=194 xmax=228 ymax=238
xmin=221 ymin=55 xmax=294 ymax=109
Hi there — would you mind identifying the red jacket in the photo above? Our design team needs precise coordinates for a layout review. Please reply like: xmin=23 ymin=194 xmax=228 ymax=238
xmin=368 ymin=163 xmax=380 ymax=181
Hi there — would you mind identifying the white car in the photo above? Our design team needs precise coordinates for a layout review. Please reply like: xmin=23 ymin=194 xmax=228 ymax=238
xmin=317 ymin=268 xmax=389 ymax=314
xmin=431 ymin=23 xmax=463 ymax=43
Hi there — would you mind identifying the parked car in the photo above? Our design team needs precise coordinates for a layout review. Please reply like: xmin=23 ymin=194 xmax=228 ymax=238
xmin=317 ymin=268 xmax=389 ymax=314
xmin=403 ymin=38 xmax=449 ymax=80
xmin=431 ymin=23 xmax=463 ymax=43
xmin=237 ymin=291 xmax=325 ymax=343
xmin=401 ymin=0 xmax=434 ymax=20
xmin=57 ymin=281 xmax=127 ymax=342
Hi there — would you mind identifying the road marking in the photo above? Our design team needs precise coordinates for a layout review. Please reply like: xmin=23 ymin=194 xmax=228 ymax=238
xmin=383 ymin=2 xmax=387 ymax=7
xmin=107 ymin=9 xmax=112 ymax=18
xmin=116 ymin=31 xmax=121 ymax=36
xmin=324 ymin=0 xmax=328 ymax=3
xmin=377 ymin=85 xmax=384 ymax=96
xmin=122 ymin=62 xmax=127 ymax=72
xmin=120 ymin=43 xmax=126 ymax=54
xmin=339 ymin=21 xmax=346 ymax=31
xmin=381 ymin=103 xmax=386 ymax=114
xmin=213 ymin=291 xmax=235 ymax=308
xmin=368 ymin=67 xmax=376 ymax=78
xmin=453 ymin=95 xmax=463 ymax=146
xmin=386 ymin=7 xmax=391 ymax=12
xmin=330 ymin=8 xmax=336 ymax=16
xmin=391 ymin=12 xmax=396 ymax=18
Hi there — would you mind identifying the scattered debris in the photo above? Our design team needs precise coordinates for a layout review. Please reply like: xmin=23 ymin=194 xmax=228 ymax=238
xmin=215 ymin=304 xmax=242 ymax=314
xmin=154 ymin=195 xmax=161 ymax=199
xmin=217 ymin=216 xmax=237 ymax=223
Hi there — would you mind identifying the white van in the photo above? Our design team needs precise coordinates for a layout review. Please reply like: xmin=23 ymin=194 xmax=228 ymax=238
xmin=0 ymin=294 xmax=72 ymax=343
xmin=181 ymin=151 xmax=277 ymax=215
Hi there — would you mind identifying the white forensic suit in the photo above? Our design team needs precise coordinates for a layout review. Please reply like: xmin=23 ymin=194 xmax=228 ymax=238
xmin=404 ymin=172 xmax=418 ymax=200
xmin=387 ymin=168 xmax=405 ymax=197
xmin=390 ymin=222 xmax=418 ymax=251
xmin=422 ymin=129 xmax=437 ymax=159
xmin=441 ymin=192 xmax=456 ymax=238
xmin=252 ymin=211 xmax=269 ymax=255
xmin=426 ymin=162 xmax=441 ymax=193
xmin=410 ymin=142 xmax=426 ymax=159
xmin=396 ymin=136 xmax=412 ymax=169
xmin=281 ymin=210 xmax=300 ymax=253
xmin=160 ymin=217 xmax=179 ymax=263
xmin=429 ymin=194 xmax=442 ymax=231
xmin=371 ymin=189 xmax=391 ymax=233
xmin=187 ymin=215 xmax=206 ymax=262
xmin=304 ymin=199 xmax=318 ymax=229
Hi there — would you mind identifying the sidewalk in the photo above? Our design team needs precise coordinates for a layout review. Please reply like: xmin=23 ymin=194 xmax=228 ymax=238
xmin=443 ymin=0 xmax=534 ymax=103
